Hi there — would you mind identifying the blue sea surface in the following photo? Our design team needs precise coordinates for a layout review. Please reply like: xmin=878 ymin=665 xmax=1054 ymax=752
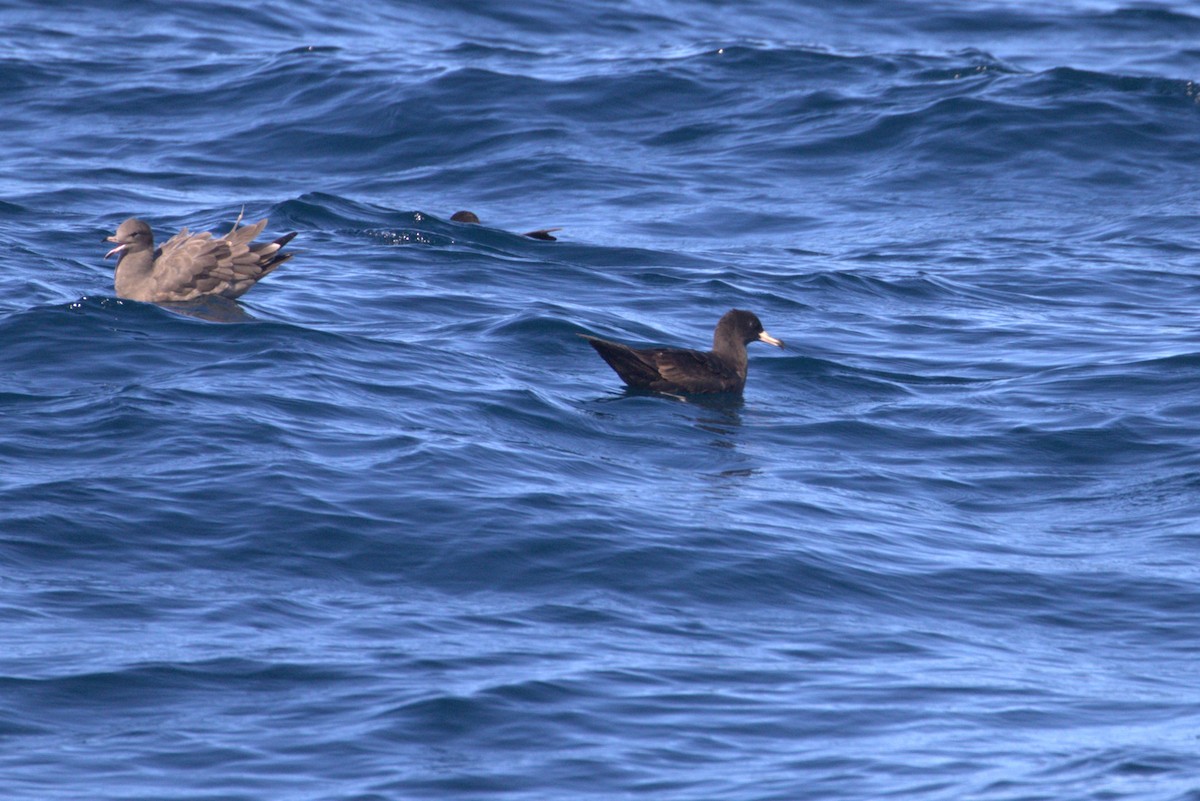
xmin=3 ymin=1 xmax=1200 ymax=799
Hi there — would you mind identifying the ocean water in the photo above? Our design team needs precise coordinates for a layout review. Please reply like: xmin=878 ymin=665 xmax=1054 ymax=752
xmin=3 ymin=1 xmax=1200 ymax=798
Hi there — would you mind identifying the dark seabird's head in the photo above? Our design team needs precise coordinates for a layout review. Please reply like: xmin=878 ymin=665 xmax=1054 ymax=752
xmin=104 ymin=218 xmax=154 ymax=259
xmin=719 ymin=309 xmax=785 ymax=349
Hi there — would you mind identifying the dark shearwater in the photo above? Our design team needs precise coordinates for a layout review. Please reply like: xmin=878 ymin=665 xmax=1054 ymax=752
xmin=580 ymin=309 xmax=784 ymax=394
xmin=104 ymin=213 xmax=296 ymax=302
xmin=450 ymin=210 xmax=561 ymax=241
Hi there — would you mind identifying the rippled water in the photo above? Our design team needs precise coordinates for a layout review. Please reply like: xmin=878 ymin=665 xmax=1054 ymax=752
xmin=3 ymin=1 xmax=1200 ymax=799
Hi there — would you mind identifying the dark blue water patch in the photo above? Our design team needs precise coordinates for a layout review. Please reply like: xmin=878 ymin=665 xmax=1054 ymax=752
xmin=1099 ymin=4 xmax=1200 ymax=34
xmin=814 ymin=74 xmax=1187 ymax=179
xmin=0 ymin=297 xmax=367 ymax=391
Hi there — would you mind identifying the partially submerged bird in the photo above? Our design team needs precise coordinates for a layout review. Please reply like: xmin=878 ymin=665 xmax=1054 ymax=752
xmin=450 ymin=210 xmax=561 ymax=241
xmin=104 ymin=213 xmax=296 ymax=302
xmin=580 ymin=309 xmax=784 ymax=394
